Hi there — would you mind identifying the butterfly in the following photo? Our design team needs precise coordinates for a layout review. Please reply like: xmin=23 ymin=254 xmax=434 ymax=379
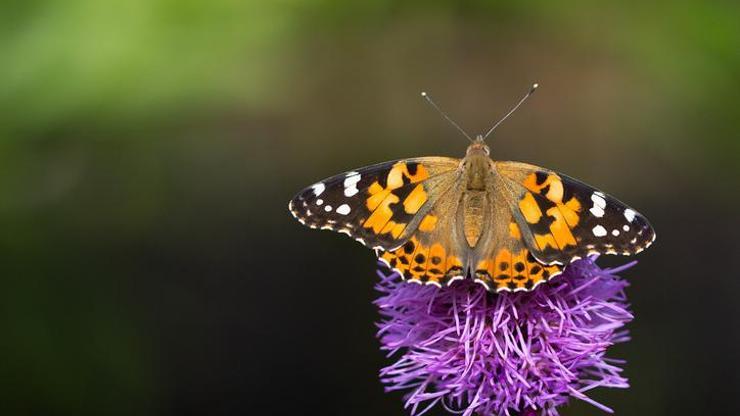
xmin=288 ymin=88 xmax=655 ymax=292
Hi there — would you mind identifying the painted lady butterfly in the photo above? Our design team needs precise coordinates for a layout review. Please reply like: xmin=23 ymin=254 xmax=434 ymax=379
xmin=289 ymin=87 xmax=655 ymax=292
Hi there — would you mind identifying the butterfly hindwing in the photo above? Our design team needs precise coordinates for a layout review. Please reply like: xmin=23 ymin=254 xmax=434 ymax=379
xmin=496 ymin=161 xmax=655 ymax=265
xmin=289 ymin=157 xmax=460 ymax=250
xmin=378 ymin=182 xmax=469 ymax=287
xmin=465 ymin=187 xmax=565 ymax=293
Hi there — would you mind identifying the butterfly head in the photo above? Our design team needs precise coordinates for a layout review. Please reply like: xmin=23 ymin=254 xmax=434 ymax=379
xmin=466 ymin=135 xmax=490 ymax=156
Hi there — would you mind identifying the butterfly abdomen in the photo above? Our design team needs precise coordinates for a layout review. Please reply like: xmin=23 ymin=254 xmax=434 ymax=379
xmin=462 ymin=191 xmax=486 ymax=247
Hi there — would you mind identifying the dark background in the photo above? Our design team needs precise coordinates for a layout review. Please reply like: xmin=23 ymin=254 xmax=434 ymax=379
xmin=1 ymin=1 xmax=739 ymax=415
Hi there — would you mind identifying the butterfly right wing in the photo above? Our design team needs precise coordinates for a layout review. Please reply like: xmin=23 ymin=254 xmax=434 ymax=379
xmin=495 ymin=161 xmax=656 ymax=265
xmin=469 ymin=190 xmax=564 ymax=292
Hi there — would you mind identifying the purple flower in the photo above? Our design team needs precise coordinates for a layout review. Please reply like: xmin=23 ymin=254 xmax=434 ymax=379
xmin=374 ymin=257 xmax=636 ymax=416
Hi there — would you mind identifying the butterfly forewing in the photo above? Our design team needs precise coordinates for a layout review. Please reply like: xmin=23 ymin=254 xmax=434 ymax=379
xmin=289 ymin=157 xmax=460 ymax=250
xmin=496 ymin=161 xmax=656 ymax=265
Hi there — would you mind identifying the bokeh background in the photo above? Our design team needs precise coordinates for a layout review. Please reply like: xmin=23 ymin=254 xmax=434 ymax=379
xmin=2 ymin=1 xmax=739 ymax=415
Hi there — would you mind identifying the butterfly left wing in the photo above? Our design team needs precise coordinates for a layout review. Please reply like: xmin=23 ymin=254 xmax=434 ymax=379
xmin=377 ymin=182 xmax=470 ymax=287
xmin=495 ymin=161 xmax=656 ymax=266
xmin=289 ymin=157 xmax=461 ymax=251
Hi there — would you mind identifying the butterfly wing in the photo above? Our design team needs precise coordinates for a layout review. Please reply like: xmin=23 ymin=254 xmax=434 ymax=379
xmin=470 ymin=193 xmax=564 ymax=292
xmin=289 ymin=157 xmax=461 ymax=251
xmin=377 ymin=182 xmax=470 ymax=287
xmin=495 ymin=161 xmax=656 ymax=265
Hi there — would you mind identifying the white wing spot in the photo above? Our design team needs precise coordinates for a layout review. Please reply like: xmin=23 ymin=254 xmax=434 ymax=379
xmin=336 ymin=204 xmax=351 ymax=215
xmin=312 ymin=183 xmax=326 ymax=196
xmin=316 ymin=199 xmax=324 ymax=206
xmin=590 ymin=193 xmax=606 ymax=218
xmin=623 ymin=224 xmax=630 ymax=231
xmin=612 ymin=229 xmax=620 ymax=236
xmin=592 ymin=193 xmax=606 ymax=205
xmin=592 ymin=225 xmax=607 ymax=237
xmin=344 ymin=172 xmax=361 ymax=197
xmin=324 ymin=205 xmax=332 ymax=212
xmin=624 ymin=209 xmax=636 ymax=222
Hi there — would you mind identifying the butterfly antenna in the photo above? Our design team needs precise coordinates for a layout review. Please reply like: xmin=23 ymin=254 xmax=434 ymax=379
xmin=421 ymin=91 xmax=473 ymax=143
xmin=483 ymin=83 xmax=538 ymax=140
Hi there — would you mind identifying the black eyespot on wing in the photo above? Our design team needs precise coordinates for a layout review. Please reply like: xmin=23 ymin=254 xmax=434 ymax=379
xmin=535 ymin=171 xmax=548 ymax=186
xmin=403 ymin=241 xmax=415 ymax=254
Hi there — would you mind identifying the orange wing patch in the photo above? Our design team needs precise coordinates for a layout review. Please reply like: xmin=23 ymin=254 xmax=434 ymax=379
xmin=425 ymin=243 xmax=447 ymax=284
xmin=363 ymin=162 xmax=431 ymax=237
xmin=518 ymin=192 xmax=542 ymax=224
xmin=475 ymin=248 xmax=562 ymax=292
xmin=518 ymin=173 xmax=582 ymax=253
xmin=364 ymin=189 xmax=401 ymax=233
xmin=403 ymin=184 xmax=427 ymax=214
xmin=509 ymin=222 xmax=521 ymax=239
xmin=535 ymin=232 xmax=559 ymax=251
xmin=546 ymin=205 xmax=577 ymax=248
xmin=418 ymin=215 xmax=438 ymax=232
xmin=523 ymin=172 xmax=582 ymax=226
xmin=380 ymin=236 xmax=465 ymax=287
xmin=380 ymin=220 xmax=406 ymax=239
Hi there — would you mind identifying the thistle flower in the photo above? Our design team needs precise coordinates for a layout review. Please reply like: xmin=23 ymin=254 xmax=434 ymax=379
xmin=374 ymin=257 xmax=635 ymax=416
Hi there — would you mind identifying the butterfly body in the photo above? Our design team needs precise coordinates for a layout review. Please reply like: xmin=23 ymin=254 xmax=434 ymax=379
xmin=289 ymin=135 xmax=655 ymax=292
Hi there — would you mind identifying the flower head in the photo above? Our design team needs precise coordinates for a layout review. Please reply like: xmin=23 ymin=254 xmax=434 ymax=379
xmin=374 ymin=257 xmax=635 ymax=416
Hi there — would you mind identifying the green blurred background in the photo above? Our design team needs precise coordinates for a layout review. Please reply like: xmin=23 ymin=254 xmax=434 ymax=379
xmin=1 ymin=1 xmax=739 ymax=415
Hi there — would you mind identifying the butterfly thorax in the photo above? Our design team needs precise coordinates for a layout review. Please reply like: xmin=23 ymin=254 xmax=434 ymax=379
xmin=461 ymin=139 xmax=493 ymax=247
xmin=463 ymin=151 xmax=491 ymax=191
